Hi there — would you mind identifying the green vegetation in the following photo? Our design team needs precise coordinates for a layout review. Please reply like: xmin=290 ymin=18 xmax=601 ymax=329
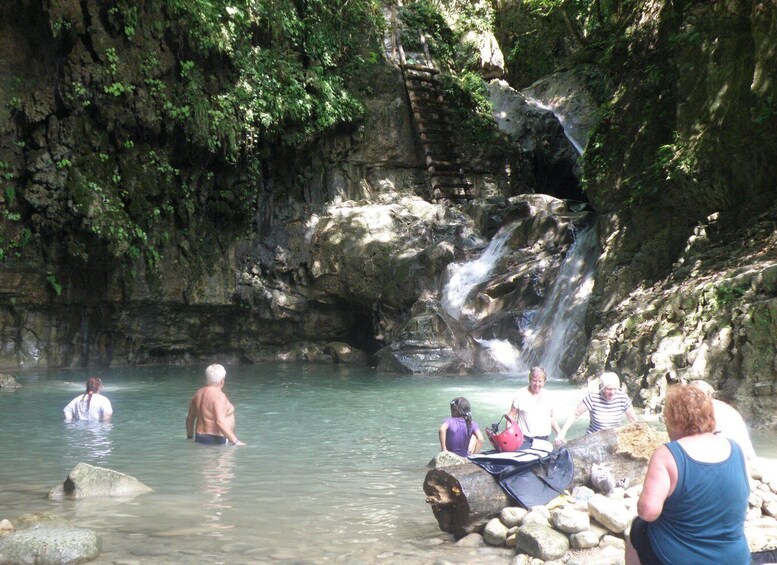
xmin=163 ymin=0 xmax=384 ymax=155
xmin=1 ymin=0 xmax=384 ymax=270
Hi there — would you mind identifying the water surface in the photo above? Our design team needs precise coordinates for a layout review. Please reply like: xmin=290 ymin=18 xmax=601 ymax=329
xmin=1 ymin=364 xmax=773 ymax=564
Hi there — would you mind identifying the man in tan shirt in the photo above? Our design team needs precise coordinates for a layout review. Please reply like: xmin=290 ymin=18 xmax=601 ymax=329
xmin=186 ymin=364 xmax=245 ymax=446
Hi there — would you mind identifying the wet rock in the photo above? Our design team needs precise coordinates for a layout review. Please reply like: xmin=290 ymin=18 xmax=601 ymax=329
xmin=588 ymin=494 xmax=634 ymax=534
xmin=0 ymin=374 xmax=21 ymax=389
xmin=500 ymin=507 xmax=527 ymax=528
xmin=0 ymin=527 xmax=101 ymax=565
xmin=483 ymin=517 xmax=509 ymax=546
xmin=48 ymin=463 xmax=153 ymax=500
xmin=510 ymin=522 xmax=569 ymax=561
xmin=428 ymin=451 xmax=468 ymax=469
xmin=12 ymin=511 xmax=71 ymax=530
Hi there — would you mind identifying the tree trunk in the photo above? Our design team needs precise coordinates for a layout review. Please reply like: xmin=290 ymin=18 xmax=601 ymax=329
xmin=423 ymin=463 xmax=512 ymax=538
xmin=564 ymin=422 xmax=667 ymax=489
xmin=422 ymin=423 xmax=666 ymax=538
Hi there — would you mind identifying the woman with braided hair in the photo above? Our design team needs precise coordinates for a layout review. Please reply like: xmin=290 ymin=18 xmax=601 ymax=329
xmin=439 ymin=397 xmax=483 ymax=457
xmin=63 ymin=376 xmax=113 ymax=422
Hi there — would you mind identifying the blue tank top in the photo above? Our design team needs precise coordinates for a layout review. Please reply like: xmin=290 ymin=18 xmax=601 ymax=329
xmin=647 ymin=439 xmax=750 ymax=565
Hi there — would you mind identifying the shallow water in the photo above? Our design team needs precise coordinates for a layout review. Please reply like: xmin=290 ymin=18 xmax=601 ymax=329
xmin=1 ymin=364 xmax=774 ymax=564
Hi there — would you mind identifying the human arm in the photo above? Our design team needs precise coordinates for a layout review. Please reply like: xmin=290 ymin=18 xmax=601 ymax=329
xmin=555 ymin=400 xmax=588 ymax=444
xmin=64 ymin=399 xmax=75 ymax=422
xmin=625 ymin=405 xmax=637 ymax=423
xmin=439 ymin=421 xmax=449 ymax=451
xmin=185 ymin=398 xmax=196 ymax=439
xmin=100 ymin=397 xmax=113 ymax=422
xmin=550 ymin=413 xmax=562 ymax=441
xmin=637 ymin=445 xmax=675 ymax=521
xmin=470 ymin=428 xmax=484 ymax=455
xmin=507 ymin=403 xmax=519 ymax=422
xmin=213 ymin=397 xmax=244 ymax=445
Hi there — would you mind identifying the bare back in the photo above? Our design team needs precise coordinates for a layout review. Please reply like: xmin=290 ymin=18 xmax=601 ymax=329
xmin=187 ymin=385 xmax=236 ymax=438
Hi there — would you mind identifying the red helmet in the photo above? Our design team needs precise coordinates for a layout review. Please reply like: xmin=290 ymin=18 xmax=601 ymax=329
xmin=486 ymin=415 xmax=524 ymax=452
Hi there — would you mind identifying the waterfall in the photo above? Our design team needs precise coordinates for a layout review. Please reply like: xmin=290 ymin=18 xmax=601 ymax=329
xmin=442 ymin=221 xmax=598 ymax=377
xmin=524 ymin=95 xmax=584 ymax=155
xmin=441 ymin=225 xmax=516 ymax=320
xmin=521 ymin=226 xmax=598 ymax=378
xmin=475 ymin=338 xmax=527 ymax=375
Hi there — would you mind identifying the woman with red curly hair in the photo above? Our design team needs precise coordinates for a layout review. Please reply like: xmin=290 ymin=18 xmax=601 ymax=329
xmin=626 ymin=384 xmax=749 ymax=564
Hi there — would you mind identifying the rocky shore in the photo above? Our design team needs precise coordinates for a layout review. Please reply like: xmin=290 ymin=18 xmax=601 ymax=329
xmin=427 ymin=454 xmax=777 ymax=565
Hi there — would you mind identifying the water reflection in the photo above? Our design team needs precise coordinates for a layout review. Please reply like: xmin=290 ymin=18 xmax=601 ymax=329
xmin=62 ymin=420 xmax=114 ymax=464
xmin=196 ymin=445 xmax=236 ymax=535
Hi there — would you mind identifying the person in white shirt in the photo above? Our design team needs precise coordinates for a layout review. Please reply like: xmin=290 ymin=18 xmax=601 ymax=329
xmin=689 ymin=380 xmax=756 ymax=462
xmin=507 ymin=366 xmax=562 ymax=442
xmin=63 ymin=376 xmax=113 ymax=422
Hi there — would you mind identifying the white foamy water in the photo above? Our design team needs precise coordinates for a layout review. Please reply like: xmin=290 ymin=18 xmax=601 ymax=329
xmin=522 ymin=226 xmax=598 ymax=379
xmin=524 ymin=95 xmax=585 ymax=155
xmin=441 ymin=226 xmax=516 ymax=320
xmin=476 ymin=338 xmax=527 ymax=375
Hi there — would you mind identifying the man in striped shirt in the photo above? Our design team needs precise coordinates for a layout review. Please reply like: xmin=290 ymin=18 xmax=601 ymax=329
xmin=556 ymin=372 xmax=637 ymax=443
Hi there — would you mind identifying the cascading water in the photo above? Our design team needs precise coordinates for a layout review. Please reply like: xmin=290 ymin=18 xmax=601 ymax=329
xmin=441 ymin=221 xmax=598 ymax=377
xmin=441 ymin=224 xmax=517 ymax=320
xmin=521 ymin=226 xmax=598 ymax=379
xmin=523 ymin=95 xmax=584 ymax=155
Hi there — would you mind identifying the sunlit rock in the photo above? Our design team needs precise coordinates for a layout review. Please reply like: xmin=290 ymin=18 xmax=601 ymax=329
xmin=48 ymin=463 xmax=153 ymax=500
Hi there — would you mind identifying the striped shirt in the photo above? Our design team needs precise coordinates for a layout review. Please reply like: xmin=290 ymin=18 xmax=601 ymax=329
xmin=582 ymin=390 xmax=632 ymax=434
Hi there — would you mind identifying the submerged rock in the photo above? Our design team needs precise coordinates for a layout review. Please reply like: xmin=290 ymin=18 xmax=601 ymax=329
xmin=0 ymin=527 xmax=101 ymax=565
xmin=0 ymin=374 xmax=21 ymax=389
xmin=48 ymin=463 xmax=153 ymax=500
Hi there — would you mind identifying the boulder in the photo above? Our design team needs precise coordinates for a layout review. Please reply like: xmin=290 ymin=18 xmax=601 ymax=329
xmin=509 ymin=522 xmax=569 ymax=561
xmin=48 ymin=463 xmax=153 ymax=500
xmin=374 ymin=299 xmax=500 ymax=374
xmin=0 ymin=527 xmax=101 ymax=565
xmin=427 ymin=451 xmax=468 ymax=469
xmin=12 ymin=511 xmax=71 ymax=530
xmin=0 ymin=374 xmax=21 ymax=389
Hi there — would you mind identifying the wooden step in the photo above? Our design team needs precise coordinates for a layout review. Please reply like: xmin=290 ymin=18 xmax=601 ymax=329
xmin=427 ymin=158 xmax=460 ymax=167
xmin=410 ymin=95 xmax=448 ymax=106
xmin=419 ymin=129 xmax=452 ymax=138
xmin=405 ymin=75 xmax=439 ymax=85
xmin=402 ymin=64 xmax=439 ymax=74
xmin=406 ymin=84 xmax=440 ymax=94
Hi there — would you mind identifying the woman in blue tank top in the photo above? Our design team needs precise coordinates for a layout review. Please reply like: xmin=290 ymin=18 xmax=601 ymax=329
xmin=626 ymin=384 xmax=750 ymax=565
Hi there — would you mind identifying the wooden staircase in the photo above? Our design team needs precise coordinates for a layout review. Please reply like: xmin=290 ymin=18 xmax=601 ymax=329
xmin=391 ymin=12 xmax=474 ymax=202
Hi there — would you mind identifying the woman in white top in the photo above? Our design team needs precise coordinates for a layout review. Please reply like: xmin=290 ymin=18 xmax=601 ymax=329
xmin=63 ymin=376 xmax=113 ymax=422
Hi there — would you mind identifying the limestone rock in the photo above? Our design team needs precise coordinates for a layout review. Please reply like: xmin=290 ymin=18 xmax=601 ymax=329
xmin=588 ymin=494 xmax=634 ymax=534
xmin=500 ymin=506 xmax=527 ymax=528
xmin=510 ymin=522 xmax=569 ymax=561
xmin=0 ymin=527 xmax=101 ymax=565
xmin=454 ymin=532 xmax=484 ymax=547
xmin=0 ymin=374 xmax=21 ymax=389
xmin=550 ymin=507 xmax=590 ymax=534
xmin=427 ymin=451 xmax=468 ymax=469
xmin=458 ymin=30 xmax=504 ymax=79
xmin=12 ymin=511 xmax=71 ymax=530
xmin=570 ymin=529 xmax=600 ymax=549
xmin=483 ymin=517 xmax=509 ymax=546
xmin=48 ymin=463 xmax=153 ymax=500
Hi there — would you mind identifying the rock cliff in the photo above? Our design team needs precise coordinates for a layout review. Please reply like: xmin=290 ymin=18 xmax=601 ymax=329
xmin=0 ymin=1 xmax=775 ymax=426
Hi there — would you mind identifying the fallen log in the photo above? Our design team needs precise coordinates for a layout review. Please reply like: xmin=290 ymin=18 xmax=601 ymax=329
xmin=423 ymin=462 xmax=511 ymax=538
xmin=423 ymin=422 xmax=667 ymax=538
